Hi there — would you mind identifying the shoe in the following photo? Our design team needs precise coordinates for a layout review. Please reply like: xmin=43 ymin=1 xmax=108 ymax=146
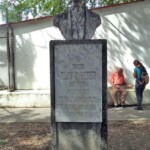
xmin=122 ymin=105 xmax=126 ymax=108
xmin=121 ymin=102 xmax=126 ymax=108
xmin=134 ymin=107 xmax=143 ymax=110
xmin=113 ymin=103 xmax=118 ymax=108
xmin=117 ymin=104 xmax=122 ymax=107
xmin=114 ymin=105 xmax=118 ymax=108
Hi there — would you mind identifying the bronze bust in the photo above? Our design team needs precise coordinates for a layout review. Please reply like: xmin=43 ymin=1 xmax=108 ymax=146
xmin=54 ymin=0 xmax=101 ymax=40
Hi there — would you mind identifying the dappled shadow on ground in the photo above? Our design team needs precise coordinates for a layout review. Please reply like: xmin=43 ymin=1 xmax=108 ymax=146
xmin=108 ymin=120 xmax=150 ymax=150
xmin=108 ymin=104 xmax=150 ymax=120
xmin=0 ymin=108 xmax=50 ymax=122
xmin=0 ymin=121 xmax=150 ymax=150
xmin=0 ymin=122 xmax=51 ymax=150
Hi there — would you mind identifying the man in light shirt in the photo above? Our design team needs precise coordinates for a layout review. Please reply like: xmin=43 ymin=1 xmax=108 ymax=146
xmin=110 ymin=67 xmax=127 ymax=108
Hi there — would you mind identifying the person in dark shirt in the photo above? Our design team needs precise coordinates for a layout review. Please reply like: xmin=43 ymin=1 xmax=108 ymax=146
xmin=133 ymin=59 xmax=147 ymax=110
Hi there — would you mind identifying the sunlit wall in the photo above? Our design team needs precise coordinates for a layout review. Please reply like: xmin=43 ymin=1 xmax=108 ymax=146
xmin=12 ymin=0 xmax=150 ymax=89
xmin=94 ymin=0 xmax=150 ymax=87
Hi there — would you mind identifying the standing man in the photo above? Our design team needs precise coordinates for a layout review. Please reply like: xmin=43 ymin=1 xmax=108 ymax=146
xmin=133 ymin=59 xmax=148 ymax=110
xmin=111 ymin=67 xmax=127 ymax=108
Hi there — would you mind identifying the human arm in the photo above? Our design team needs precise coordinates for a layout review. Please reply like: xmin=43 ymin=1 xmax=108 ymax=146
xmin=110 ymin=73 xmax=115 ymax=87
xmin=133 ymin=72 xmax=137 ymax=78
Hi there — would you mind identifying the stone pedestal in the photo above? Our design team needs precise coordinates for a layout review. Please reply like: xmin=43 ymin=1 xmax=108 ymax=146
xmin=50 ymin=40 xmax=107 ymax=150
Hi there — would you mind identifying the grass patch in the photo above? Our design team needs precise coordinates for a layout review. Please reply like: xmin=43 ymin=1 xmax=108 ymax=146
xmin=0 ymin=130 xmax=7 ymax=145
xmin=0 ymin=139 xmax=7 ymax=145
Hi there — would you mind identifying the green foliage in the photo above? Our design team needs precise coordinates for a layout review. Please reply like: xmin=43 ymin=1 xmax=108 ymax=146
xmin=0 ymin=130 xmax=7 ymax=145
xmin=0 ymin=139 xmax=7 ymax=145
xmin=0 ymin=0 xmax=138 ymax=23
xmin=0 ymin=0 xmax=69 ymax=22
xmin=101 ymin=0 xmax=137 ymax=5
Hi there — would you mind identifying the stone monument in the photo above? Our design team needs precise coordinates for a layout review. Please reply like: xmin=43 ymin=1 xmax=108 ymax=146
xmin=50 ymin=0 xmax=107 ymax=150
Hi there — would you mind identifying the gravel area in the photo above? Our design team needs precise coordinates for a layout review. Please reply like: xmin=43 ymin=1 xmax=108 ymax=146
xmin=0 ymin=121 xmax=150 ymax=150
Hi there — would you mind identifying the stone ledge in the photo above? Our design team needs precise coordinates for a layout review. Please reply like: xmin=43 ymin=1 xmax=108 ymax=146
xmin=108 ymin=88 xmax=150 ymax=106
xmin=0 ymin=90 xmax=50 ymax=94
xmin=0 ymin=90 xmax=50 ymax=108
xmin=0 ymin=89 xmax=150 ymax=108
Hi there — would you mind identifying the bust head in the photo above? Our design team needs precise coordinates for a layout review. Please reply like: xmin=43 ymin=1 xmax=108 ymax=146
xmin=72 ymin=0 xmax=83 ymax=7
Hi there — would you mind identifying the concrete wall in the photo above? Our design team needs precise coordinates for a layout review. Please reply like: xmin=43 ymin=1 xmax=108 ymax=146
xmin=12 ymin=0 xmax=150 ymax=90
xmin=13 ymin=18 xmax=64 ymax=90
xmin=0 ymin=0 xmax=149 ymax=107
xmin=94 ymin=0 xmax=150 ymax=87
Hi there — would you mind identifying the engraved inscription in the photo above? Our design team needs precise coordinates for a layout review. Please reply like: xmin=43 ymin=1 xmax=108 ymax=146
xmin=60 ymin=72 xmax=73 ymax=80
xmin=72 ymin=64 xmax=84 ymax=70
xmin=55 ymin=44 xmax=102 ymax=122
xmin=56 ymin=96 xmax=98 ymax=103
xmin=68 ymin=81 xmax=88 ymax=87
xmin=60 ymin=71 xmax=97 ymax=80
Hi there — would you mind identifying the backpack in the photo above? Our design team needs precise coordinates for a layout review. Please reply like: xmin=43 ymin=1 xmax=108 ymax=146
xmin=138 ymin=66 xmax=149 ymax=85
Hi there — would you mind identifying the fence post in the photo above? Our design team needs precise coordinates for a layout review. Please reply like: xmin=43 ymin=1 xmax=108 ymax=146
xmin=6 ymin=6 xmax=15 ymax=91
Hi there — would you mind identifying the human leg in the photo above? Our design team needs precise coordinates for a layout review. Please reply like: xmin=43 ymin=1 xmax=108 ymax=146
xmin=135 ymin=83 xmax=145 ymax=109
xmin=111 ymin=87 xmax=119 ymax=107
xmin=120 ymin=86 xmax=127 ymax=105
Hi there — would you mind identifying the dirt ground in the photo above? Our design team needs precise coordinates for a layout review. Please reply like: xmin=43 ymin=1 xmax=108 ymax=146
xmin=0 ymin=123 xmax=50 ymax=150
xmin=108 ymin=120 xmax=150 ymax=150
xmin=0 ymin=121 xmax=150 ymax=150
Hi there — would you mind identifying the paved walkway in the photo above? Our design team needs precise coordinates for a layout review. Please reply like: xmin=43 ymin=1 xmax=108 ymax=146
xmin=0 ymin=108 xmax=50 ymax=122
xmin=0 ymin=105 xmax=150 ymax=122
xmin=108 ymin=104 xmax=150 ymax=121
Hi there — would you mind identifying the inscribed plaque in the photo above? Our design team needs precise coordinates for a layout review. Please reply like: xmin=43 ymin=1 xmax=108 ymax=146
xmin=55 ymin=43 xmax=102 ymax=122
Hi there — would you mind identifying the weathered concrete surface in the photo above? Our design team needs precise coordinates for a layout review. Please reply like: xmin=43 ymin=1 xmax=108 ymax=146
xmin=0 ymin=90 xmax=50 ymax=107
xmin=0 ymin=108 xmax=50 ymax=122
xmin=0 ymin=88 xmax=150 ymax=108
xmin=108 ymin=104 xmax=150 ymax=121
xmin=57 ymin=123 xmax=102 ymax=150
xmin=0 ymin=105 xmax=150 ymax=123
